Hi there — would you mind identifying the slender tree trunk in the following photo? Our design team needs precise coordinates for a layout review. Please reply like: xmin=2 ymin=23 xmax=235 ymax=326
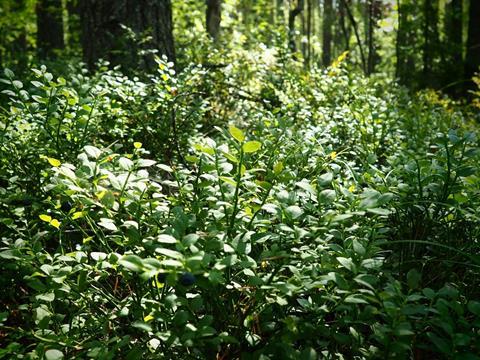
xmin=80 ymin=0 xmax=175 ymax=71
xmin=366 ymin=0 xmax=381 ymax=75
xmin=322 ymin=0 xmax=333 ymax=66
xmin=396 ymin=0 xmax=415 ymax=86
xmin=206 ymin=0 xmax=221 ymax=40
xmin=36 ymin=0 xmax=64 ymax=59
xmin=340 ymin=0 xmax=367 ymax=74
xmin=443 ymin=0 xmax=463 ymax=95
xmin=288 ymin=0 xmax=304 ymax=54
xmin=422 ymin=0 xmax=439 ymax=87
xmin=339 ymin=0 xmax=351 ymax=51
xmin=465 ymin=0 xmax=480 ymax=92
xmin=306 ymin=0 xmax=312 ymax=67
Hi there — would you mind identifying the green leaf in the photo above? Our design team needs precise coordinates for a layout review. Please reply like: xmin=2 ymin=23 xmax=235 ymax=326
xmin=84 ymin=145 xmax=102 ymax=159
xmin=407 ymin=269 xmax=421 ymax=289
xmin=337 ymin=257 xmax=356 ymax=272
xmin=157 ymin=234 xmax=177 ymax=244
xmin=119 ymin=157 xmax=134 ymax=171
xmin=45 ymin=349 xmax=64 ymax=360
xmin=285 ymin=205 xmax=303 ymax=219
xmin=155 ymin=248 xmax=183 ymax=260
xmin=273 ymin=161 xmax=284 ymax=174
xmin=243 ymin=141 xmax=261 ymax=153
xmin=4 ymin=68 xmax=14 ymax=78
xmin=468 ymin=300 xmax=480 ymax=316
xmin=228 ymin=125 xmax=245 ymax=142
xmin=119 ymin=255 xmax=144 ymax=272
xmin=132 ymin=321 xmax=152 ymax=332
xmin=12 ymin=80 xmax=23 ymax=89
xmin=98 ymin=218 xmax=117 ymax=231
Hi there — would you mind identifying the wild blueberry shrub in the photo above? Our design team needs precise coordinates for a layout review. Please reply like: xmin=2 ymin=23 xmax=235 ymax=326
xmin=0 ymin=52 xmax=479 ymax=359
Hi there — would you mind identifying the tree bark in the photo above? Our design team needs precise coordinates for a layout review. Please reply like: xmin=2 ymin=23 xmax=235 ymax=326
xmin=340 ymin=0 xmax=367 ymax=74
xmin=396 ymin=0 xmax=415 ymax=86
xmin=366 ymin=0 xmax=381 ymax=75
xmin=305 ymin=0 xmax=312 ymax=67
xmin=422 ymin=0 xmax=439 ymax=87
xmin=465 ymin=0 xmax=480 ymax=91
xmin=339 ymin=0 xmax=351 ymax=52
xmin=80 ymin=0 xmax=175 ymax=71
xmin=206 ymin=0 xmax=221 ymax=40
xmin=288 ymin=0 xmax=304 ymax=54
xmin=443 ymin=0 xmax=463 ymax=95
xmin=322 ymin=0 xmax=333 ymax=66
xmin=36 ymin=0 xmax=64 ymax=59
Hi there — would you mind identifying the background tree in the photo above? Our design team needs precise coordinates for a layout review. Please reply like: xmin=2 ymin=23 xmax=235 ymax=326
xmin=80 ymin=0 xmax=175 ymax=71
xmin=322 ymin=0 xmax=333 ymax=66
xmin=442 ymin=0 xmax=463 ymax=95
xmin=288 ymin=0 xmax=304 ymax=54
xmin=366 ymin=0 xmax=381 ymax=74
xmin=36 ymin=0 xmax=64 ymax=59
xmin=206 ymin=0 xmax=221 ymax=40
xmin=422 ymin=0 xmax=440 ymax=87
xmin=465 ymin=0 xmax=480 ymax=92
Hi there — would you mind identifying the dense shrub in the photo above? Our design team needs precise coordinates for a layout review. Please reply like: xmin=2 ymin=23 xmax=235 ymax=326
xmin=0 ymin=52 xmax=479 ymax=359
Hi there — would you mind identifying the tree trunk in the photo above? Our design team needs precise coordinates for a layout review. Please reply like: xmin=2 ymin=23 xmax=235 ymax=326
xmin=465 ymin=0 xmax=480 ymax=92
xmin=422 ymin=0 xmax=439 ymax=87
xmin=80 ymin=0 xmax=175 ymax=71
xmin=206 ymin=0 xmax=221 ymax=40
xmin=322 ymin=0 xmax=333 ymax=66
xmin=396 ymin=0 xmax=415 ymax=86
xmin=366 ymin=0 xmax=381 ymax=75
xmin=340 ymin=0 xmax=367 ymax=74
xmin=339 ymin=0 xmax=351 ymax=52
xmin=443 ymin=0 xmax=463 ymax=95
xmin=36 ymin=0 xmax=64 ymax=59
xmin=305 ymin=0 xmax=312 ymax=67
xmin=288 ymin=0 xmax=304 ymax=54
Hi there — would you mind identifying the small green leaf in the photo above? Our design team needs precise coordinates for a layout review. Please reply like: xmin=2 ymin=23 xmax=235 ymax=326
xmin=119 ymin=255 xmax=144 ymax=272
xmin=407 ymin=269 xmax=421 ymax=289
xmin=157 ymin=234 xmax=177 ymax=244
xmin=119 ymin=157 xmax=134 ymax=171
xmin=12 ymin=80 xmax=23 ymax=89
xmin=84 ymin=145 xmax=102 ymax=159
xmin=132 ymin=321 xmax=152 ymax=332
xmin=273 ymin=161 xmax=284 ymax=174
xmin=228 ymin=125 xmax=245 ymax=142
xmin=45 ymin=349 xmax=64 ymax=360
xmin=337 ymin=257 xmax=356 ymax=272
xmin=98 ymin=218 xmax=117 ymax=231
xmin=243 ymin=141 xmax=261 ymax=153
xmin=4 ymin=68 xmax=14 ymax=78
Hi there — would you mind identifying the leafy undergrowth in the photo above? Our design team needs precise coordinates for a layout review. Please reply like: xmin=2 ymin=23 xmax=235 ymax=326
xmin=1 ymin=54 xmax=480 ymax=359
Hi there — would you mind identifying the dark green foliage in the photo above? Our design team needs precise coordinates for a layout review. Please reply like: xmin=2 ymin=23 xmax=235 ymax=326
xmin=1 ymin=50 xmax=480 ymax=358
xmin=0 ymin=1 xmax=480 ymax=359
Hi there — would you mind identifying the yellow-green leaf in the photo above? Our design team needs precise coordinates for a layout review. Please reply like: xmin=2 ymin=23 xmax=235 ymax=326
xmin=243 ymin=141 xmax=261 ymax=153
xmin=144 ymin=314 xmax=154 ymax=322
xmin=39 ymin=214 xmax=52 ymax=222
xmin=47 ymin=157 xmax=61 ymax=167
xmin=273 ymin=161 xmax=284 ymax=174
xmin=240 ymin=164 xmax=246 ymax=176
xmin=228 ymin=125 xmax=245 ymax=142
xmin=72 ymin=211 xmax=85 ymax=220
xmin=50 ymin=219 xmax=61 ymax=229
